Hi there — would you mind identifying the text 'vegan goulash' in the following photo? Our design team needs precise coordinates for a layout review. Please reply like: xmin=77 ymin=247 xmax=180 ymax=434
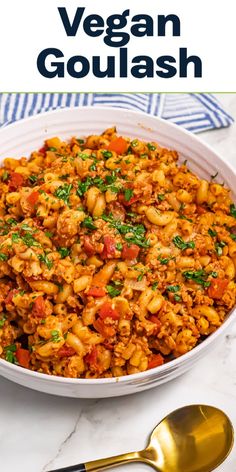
xmin=0 ymin=128 xmax=235 ymax=378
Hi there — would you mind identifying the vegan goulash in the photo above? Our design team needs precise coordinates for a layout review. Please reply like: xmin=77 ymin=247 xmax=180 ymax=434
xmin=0 ymin=127 xmax=236 ymax=378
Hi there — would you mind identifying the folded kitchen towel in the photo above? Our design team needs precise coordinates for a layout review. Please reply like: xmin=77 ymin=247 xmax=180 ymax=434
xmin=0 ymin=93 xmax=233 ymax=133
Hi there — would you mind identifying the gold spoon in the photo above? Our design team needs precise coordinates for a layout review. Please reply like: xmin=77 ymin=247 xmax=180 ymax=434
xmin=48 ymin=404 xmax=234 ymax=472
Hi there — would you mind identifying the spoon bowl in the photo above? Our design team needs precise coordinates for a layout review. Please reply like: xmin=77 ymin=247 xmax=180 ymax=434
xmin=141 ymin=404 xmax=234 ymax=472
xmin=48 ymin=405 xmax=234 ymax=472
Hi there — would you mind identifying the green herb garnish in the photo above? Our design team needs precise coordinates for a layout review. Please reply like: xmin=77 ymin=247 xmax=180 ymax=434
xmin=147 ymin=143 xmax=156 ymax=151
xmin=106 ymin=285 xmax=121 ymax=298
xmin=51 ymin=330 xmax=61 ymax=343
xmin=82 ymin=216 xmax=97 ymax=230
xmin=102 ymin=150 xmax=113 ymax=159
xmin=4 ymin=344 xmax=17 ymax=364
xmin=124 ymin=188 xmax=134 ymax=202
xmin=0 ymin=315 xmax=7 ymax=327
xmin=174 ymin=294 xmax=182 ymax=302
xmin=54 ymin=183 xmax=72 ymax=205
xmin=230 ymin=204 xmax=236 ymax=218
xmin=173 ymin=236 xmax=195 ymax=250
xmin=152 ymin=282 xmax=158 ymax=291
xmin=38 ymin=253 xmax=53 ymax=270
xmin=208 ymin=228 xmax=217 ymax=237
xmin=58 ymin=247 xmax=70 ymax=258
xmin=116 ymin=243 xmax=123 ymax=251
xmin=0 ymin=253 xmax=8 ymax=261
xmin=215 ymin=241 xmax=226 ymax=256
xmin=166 ymin=285 xmax=180 ymax=293
xmin=2 ymin=170 xmax=9 ymax=182
xmin=183 ymin=270 xmax=211 ymax=287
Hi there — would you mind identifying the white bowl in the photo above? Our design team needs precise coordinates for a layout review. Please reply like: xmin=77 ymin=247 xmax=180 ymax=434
xmin=0 ymin=106 xmax=235 ymax=398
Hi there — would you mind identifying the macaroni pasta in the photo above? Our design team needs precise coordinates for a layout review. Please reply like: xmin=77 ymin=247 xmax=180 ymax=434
xmin=0 ymin=128 xmax=236 ymax=378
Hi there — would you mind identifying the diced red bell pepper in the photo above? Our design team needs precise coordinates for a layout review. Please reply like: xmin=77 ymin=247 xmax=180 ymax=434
xmin=148 ymin=353 xmax=164 ymax=370
xmin=27 ymin=190 xmax=40 ymax=206
xmin=99 ymin=301 xmax=120 ymax=320
xmin=196 ymin=206 xmax=207 ymax=215
xmin=85 ymin=346 xmax=98 ymax=369
xmin=208 ymin=278 xmax=228 ymax=299
xmin=149 ymin=315 xmax=162 ymax=332
xmin=121 ymin=243 xmax=140 ymax=260
xmin=108 ymin=137 xmax=128 ymax=155
xmin=57 ymin=345 xmax=76 ymax=358
xmin=32 ymin=296 xmax=45 ymax=318
xmin=39 ymin=145 xmax=47 ymax=155
xmin=93 ymin=318 xmax=116 ymax=338
xmin=101 ymin=235 xmax=116 ymax=259
xmin=8 ymin=172 xmax=24 ymax=191
xmin=87 ymin=287 xmax=107 ymax=297
xmin=83 ymin=236 xmax=96 ymax=256
xmin=5 ymin=289 xmax=17 ymax=305
xmin=16 ymin=348 xmax=30 ymax=369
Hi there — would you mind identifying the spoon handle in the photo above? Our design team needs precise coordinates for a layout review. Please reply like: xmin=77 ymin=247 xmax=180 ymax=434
xmin=47 ymin=451 xmax=143 ymax=472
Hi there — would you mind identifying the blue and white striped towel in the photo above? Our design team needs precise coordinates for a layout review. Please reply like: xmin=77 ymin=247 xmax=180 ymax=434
xmin=0 ymin=93 xmax=233 ymax=133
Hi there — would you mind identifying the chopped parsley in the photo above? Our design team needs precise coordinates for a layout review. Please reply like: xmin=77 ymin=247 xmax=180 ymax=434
xmin=116 ymin=243 xmax=123 ymax=251
xmin=21 ymin=232 xmax=40 ymax=248
xmin=124 ymin=188 xmax=134 ymax=202
xmin=51 ymin=330 xmax=61 ymax=343
xmin=11 ymin=232 xmax=20 ymax=243
xmin=77 ymin=138 xmax=85 ymax=145
xmin=0 ymin=314 xmax=7 ymax=327
xmin=89 ymin=163 xmax=97 ymax=171
xmin=7 ymin=218 xmax=17 ymax=226
xmin=178 ymin=215 xmax=193 ymax=222
xmin=2 ymin=170 xmax=9 ymax=182
xmin=183 ymin=270 xmax=211 ymax=288
xmin=230 ymin=204 xmax=236 ymax=218
xmin=28 ymin=175 xmax=38 ymax=185
xmin=48 ymin=147 xmax=57 ymax=152
xmin=230 ymin=233 xmax=236 ymax=241
xmin=172 ymin=236 xmax=195 ymax=251
xmin=208 ymin=228 xmax=217 ymax=238
xmin=102 ymin=214 xmax=149 ymax=248
xmin=82 ymin=216 xmax=97 ymax=230
xmin=2 ymin=170 xmax=10 ymax=182
xmin=158 ymin=256 xmax=171 ymax=265
xmin=106 ymin=285 xmax=121 ymax=298
xmin=131 ymin=139 xmax=138 ymax=148
xmin=166 ymin=285 xmax=180 ymax=293
xmin=38 ymin=253 xmax=53 ymax=270
xmin=54 ymin=183 xmax=72 ymax=205
xmin=4 ymin=344 xmax=17 ymax=364
xmin=157 ymin=194 xmax=165 ymax=202
xmin=152 ymin=282 xmax=158 ymax=291
xmin=102 ymin=150 xmax=113 ymax=159
xmin=45 ymin=231 xmax=53 ymax=238
xmin=78 ymin=152 xmax=90 ymax=160
xmin=215 ymin=241 xmax=226 ymax=256
xmin=58 ymin=247 xmax=70 ymax=258
xmin=0 ymin=253 xmax=8 ymax=261
xmin=147 ymin=143 xmax=156 ymax=151
xmin=174 ymin=294 xmax=182 ymax=302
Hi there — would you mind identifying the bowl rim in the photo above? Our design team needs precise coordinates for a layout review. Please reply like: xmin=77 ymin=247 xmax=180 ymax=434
xmin=0 ymin=105 xmax=236 ymax=386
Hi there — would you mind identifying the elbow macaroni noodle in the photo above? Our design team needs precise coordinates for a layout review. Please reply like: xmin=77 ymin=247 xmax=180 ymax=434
xmin=0 ymin=127 xmax=236 ymax=378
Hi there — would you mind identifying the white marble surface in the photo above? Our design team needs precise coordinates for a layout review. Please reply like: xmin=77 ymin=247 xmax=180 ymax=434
xmin=1 ymin=94 xmax=236 ymax=472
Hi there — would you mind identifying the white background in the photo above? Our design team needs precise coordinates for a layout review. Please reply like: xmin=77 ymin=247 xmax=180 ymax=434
xmin=0 ymin=0 xmax=235 ymax=92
